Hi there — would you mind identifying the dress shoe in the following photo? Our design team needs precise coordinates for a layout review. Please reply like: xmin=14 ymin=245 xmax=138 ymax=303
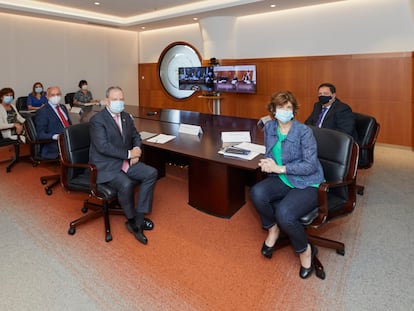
xmin=142 ymin=217 xmax=154 ymax=231
xmin=299 ymin=244 xmax=318 ymax=279
xmin=125 ymin=221 xmax=148 ymax=245
xmin=261 ymin=240 xmax=278 ymax=259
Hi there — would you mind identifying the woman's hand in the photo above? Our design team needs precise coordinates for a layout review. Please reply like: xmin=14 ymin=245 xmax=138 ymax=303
xmin=14 ymin=123 xmax=24 ymax=135
xmin=259 ymin=158 xmax=285 ymax=174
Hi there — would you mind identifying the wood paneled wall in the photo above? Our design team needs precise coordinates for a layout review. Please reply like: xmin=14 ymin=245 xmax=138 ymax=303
xmin=139 ymin=52 xmax=413 ymax=147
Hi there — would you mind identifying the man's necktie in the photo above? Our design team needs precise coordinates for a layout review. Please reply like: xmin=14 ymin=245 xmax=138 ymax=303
xmin=316 ymin=107 xmax=328 ymax=127
xmin=114 ymin=114 xmax=129 ymax=173
xmin=56 ymin=106 xmax=70 ymax=127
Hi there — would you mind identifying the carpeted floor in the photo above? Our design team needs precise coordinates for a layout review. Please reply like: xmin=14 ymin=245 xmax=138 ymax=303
xmin=0 ymin=144 xmax=413 ymax=310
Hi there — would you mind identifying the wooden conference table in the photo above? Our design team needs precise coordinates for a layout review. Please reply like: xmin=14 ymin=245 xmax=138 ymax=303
xmin=71 ymin=105 xmax=264 ymax=218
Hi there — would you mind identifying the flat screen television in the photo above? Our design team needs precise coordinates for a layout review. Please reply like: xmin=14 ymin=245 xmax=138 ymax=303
xmin=178 ymin=66 xmax=214 ymax=92
xmin=213 ymin=65 xmax=256 ymax=94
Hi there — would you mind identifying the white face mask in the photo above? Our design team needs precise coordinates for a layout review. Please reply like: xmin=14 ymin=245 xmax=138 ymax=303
xmin=81 ymin=85 xmax=88 ymax=90
xmin=109 ymin=100 xmax=125 ymax=114
xmin=49 ymin=96 xmax=61 ymax=106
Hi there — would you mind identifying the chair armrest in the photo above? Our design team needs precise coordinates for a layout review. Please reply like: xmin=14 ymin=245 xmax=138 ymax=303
xmin=314 ymin=176 xmax=357 ymax=226
xmin=59 ymin=160 xmax=99 ymax=195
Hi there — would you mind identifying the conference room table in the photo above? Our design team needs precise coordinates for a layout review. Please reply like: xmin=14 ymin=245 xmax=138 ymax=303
xmin=70 ymin=105 xmax=264 ymax=218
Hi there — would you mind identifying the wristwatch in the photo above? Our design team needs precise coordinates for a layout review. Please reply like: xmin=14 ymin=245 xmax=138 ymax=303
xmin=280 ymin=166 xmax=285 ymax=174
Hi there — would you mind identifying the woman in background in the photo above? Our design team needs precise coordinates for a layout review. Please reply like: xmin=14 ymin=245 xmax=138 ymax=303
xmin=250 ymin=91 xmax=324 ymax=279
xmin=27 ymin=82 xmax=47 ymax=110
xmin=73 ymin=79 xmax=99 ymax=106
xmin=0 ymin=87 xmax=26 ymax=142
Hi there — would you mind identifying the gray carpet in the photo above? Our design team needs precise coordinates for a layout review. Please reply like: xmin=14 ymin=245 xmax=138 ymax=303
xmin=1 ymin=144 xmax=413 ymax=310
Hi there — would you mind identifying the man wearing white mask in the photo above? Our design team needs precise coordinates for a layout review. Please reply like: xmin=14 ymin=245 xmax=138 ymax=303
xmin=89 ymin=86 xmax=157 ymax=245
xmin=36 ymin=86 xmax=72 ymax=159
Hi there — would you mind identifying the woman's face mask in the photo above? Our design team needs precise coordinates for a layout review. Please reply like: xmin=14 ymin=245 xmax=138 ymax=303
xmin=275 ymin=108 xmax=294 ymax=124
xmin=3 ymin=95 xmax=14 ymax=104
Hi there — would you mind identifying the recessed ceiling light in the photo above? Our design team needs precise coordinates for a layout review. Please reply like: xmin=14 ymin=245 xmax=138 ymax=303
xmin=270 ymin=4 xmax=276 ymax=8
xmin=141 ymin=26 xmax=146 ymax=30
xmin=193 ymin=17 xmax=198 ymax=21
xmin=94 ymin=2 xmax=100 ymax=5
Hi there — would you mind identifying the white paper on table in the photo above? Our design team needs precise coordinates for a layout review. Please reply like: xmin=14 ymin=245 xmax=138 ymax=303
xmin=234 ymin=142 xmax=265 ymax=154
xmin=221 ymin=131 xmax=251 ymax=143
xmin=70 ymin=107 xmax=82 ymax=114
xmin=146 ymin=134 xmax=176 ymax=144
xmin=218 ymin=149 xmax=259 ymax=160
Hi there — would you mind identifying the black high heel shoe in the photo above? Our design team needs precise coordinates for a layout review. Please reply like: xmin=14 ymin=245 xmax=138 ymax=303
xmin=299 ymin=244 xmax=318 ymax=279
xmin=261 ymin=239 xmax=278 ymax=259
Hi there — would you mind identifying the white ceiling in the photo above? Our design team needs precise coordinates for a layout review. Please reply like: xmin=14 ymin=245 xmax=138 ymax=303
xmin=0 ymin=0 xmax=344 ymax=31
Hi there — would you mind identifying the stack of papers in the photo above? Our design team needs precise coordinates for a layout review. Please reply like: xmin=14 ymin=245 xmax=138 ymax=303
xmin=218 ymin=142 xmax=265 ymax=161
xmin=146 ymin=134 xmax=176 ymax=144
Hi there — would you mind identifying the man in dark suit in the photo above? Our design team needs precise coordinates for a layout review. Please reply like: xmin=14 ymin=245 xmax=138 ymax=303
xmin=36 ymin=86 xmax=72 ymax=159
xmin=89 ymin=86 xmax=157 ymax=245
xmin=305 ymin=83 xmax=358 ymax=141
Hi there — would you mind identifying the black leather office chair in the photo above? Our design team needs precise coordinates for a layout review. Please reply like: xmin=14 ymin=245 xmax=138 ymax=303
xmin=58 ymin=122 xmax=124 ymax=242
xmin=24 ymin=116 xmax=60 ymax=195
xmin=354 ymin=112 xmax=380 ymax=195
xmin=0 ymin=131 xmax=20 ymax=173
xmin=273 ymin=127 xmax=359 ymax=280
xmin=16 ymin=96 xmax=28 ymax=111
xmin=64 ymin=92 xmax=76 ymax=107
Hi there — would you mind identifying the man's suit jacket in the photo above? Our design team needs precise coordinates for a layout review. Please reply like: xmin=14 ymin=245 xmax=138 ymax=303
xmin=305 ymin=99 xmax=358 ymax=141
xmin=35 ymin=103 xmax=72 ymax=159
xmin=89 ymin=108 xmax=142 ymax=184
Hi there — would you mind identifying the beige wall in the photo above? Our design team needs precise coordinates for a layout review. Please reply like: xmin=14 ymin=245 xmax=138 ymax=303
xmin=0 ymin=13 xmax=139 ymax=105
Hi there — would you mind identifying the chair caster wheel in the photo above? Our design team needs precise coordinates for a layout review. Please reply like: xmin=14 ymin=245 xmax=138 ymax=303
xmin=357 ymin=189 xmax=364 ymax=195
xmin=336 ymin=249 xmax=345 ymax=256
xmin=41 ymin=179 xmax=47 ymax=185
xmin=81 ymin=207 xmax=88 ymax=213
xmin=105 ymin=234 xmax=113 ymax=242
xmin=45 ymin=188 xmax=52 ymax=195
xmin=68 ymin=227 xmax=76 ymax=235
xmin=6 ymin=167 xmax=11 ymax=173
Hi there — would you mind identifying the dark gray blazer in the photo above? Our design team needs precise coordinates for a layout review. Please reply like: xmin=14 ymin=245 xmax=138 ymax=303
xmin=305 ymin=99 xmax=358 ymax=141
xmin=89 ymin=108 xmax=142 ymax=184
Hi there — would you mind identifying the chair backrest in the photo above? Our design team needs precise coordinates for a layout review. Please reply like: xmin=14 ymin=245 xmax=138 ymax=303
xmin=59 ymin=122 xmax=91 ymax=184
xmin=64 ymin=92 xmax=76 ymax=107
xmin=16 ymin=96 xmax=28 ymax=111
xmin=24 ymin=116 xmax=41 ymax=160
xmin=354 ymin=112 xmax=380 ymax=169
xmin=310 ymin=126 xmax=358 ymax=216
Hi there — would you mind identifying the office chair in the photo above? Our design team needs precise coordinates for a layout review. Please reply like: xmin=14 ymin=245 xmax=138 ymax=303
xmin=354 ymin=112 xmax=380 ymax=195
xmin=16 ymin=96 xmax=28 ymax=111
xmin=58 ymin=122 xmax=124 ymax=242
xmin=0 ymin=131 xmax=20 ymax=173
xmin=64 ymin=92 xmax=76 ymax=108
xmin=273 ymin=127 xmax=359 ymax=280
xmin=24 ymin=116 xmax=60 ymax=195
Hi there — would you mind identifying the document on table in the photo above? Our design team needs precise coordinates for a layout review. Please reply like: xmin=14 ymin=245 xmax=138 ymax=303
xmin=146 ymin=134 xmax=176 ymax=144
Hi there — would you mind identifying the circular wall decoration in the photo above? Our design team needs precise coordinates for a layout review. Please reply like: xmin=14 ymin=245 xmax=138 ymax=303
xmin=158 ymin=42 xmax=202 ymax=99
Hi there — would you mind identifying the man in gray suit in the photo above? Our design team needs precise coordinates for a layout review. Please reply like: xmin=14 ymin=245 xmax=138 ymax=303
xmin=89 ymin=86 xmax=157 ymax=245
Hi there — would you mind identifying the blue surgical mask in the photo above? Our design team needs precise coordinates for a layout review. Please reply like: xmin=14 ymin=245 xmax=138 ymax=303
xmin=275 ymin=109 xmax=294 ymax=124
xmin=3 ymin=95 xmax=13 ymax=104
xmin=35 ymin=87 xmax=43 ymax=93
xmin=109 ymin=100 xmax=125 ymax=114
